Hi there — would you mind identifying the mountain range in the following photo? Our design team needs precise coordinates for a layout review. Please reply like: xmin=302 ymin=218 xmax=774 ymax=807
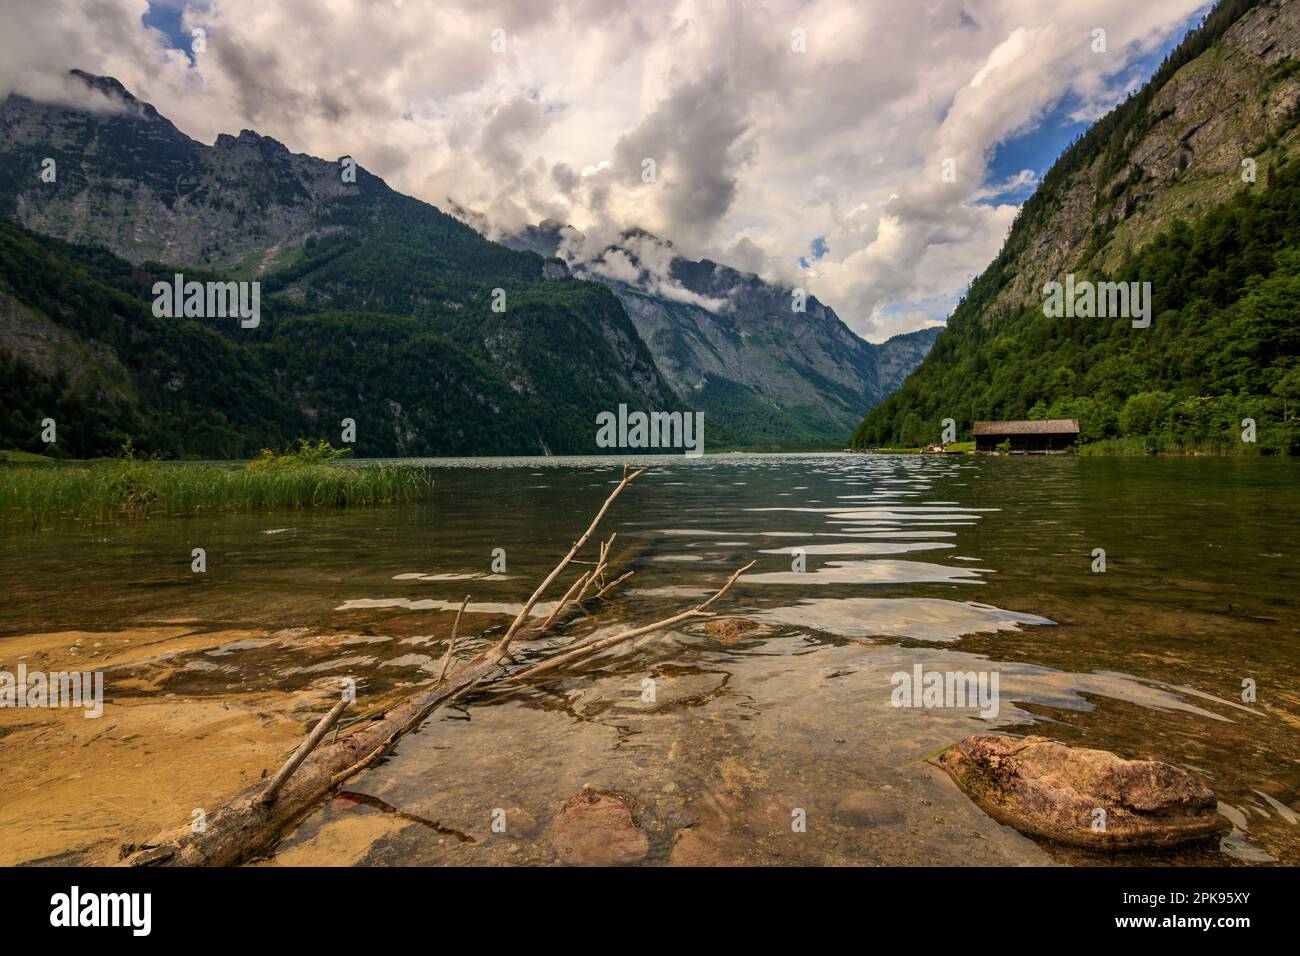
xmin=0 ymin=72 xmax=933 ymax=458
xmin=501 ymin=220 xmax=938 ymax=444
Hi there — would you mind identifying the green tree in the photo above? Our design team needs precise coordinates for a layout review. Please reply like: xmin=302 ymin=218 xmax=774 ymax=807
xmin=1120 ymin=392 xmax=1173 ymax=437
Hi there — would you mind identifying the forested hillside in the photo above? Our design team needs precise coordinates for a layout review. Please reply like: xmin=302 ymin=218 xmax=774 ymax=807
xmin=854 ymin=0 xmax=1300 ymax=453
xmin=0 ymin=67 xmax=931 ymax=455
xmin=0 ymin=221 xmax=570 ymax=457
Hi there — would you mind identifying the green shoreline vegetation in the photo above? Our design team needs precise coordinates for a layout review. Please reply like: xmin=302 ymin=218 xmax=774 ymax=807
xmin=0 ymin=440 xmax=433 ymax=524
xmin=861 ymin=438 xmax=1292 ymax=456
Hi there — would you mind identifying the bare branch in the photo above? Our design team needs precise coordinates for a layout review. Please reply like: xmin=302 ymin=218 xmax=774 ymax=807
xmin=500 ymin=561 xmax=754 ymax=685
xmin=436 ymin=595 xmax=470 ymax=684
xmin=594 ymin=570 xmax=633 ymax=600
xmin=259 ymin=697 xmax=350 ymax=805
xmin=492 ymin=468 xmax=643 ymax=658
xmin=537 ymin=571 xmax=590 ymax=633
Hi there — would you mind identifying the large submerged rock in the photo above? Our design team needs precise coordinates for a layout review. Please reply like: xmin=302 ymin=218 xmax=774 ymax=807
xmin=549 ymin=789 xmax=649 ymax=866
xmin=937 ymin=734 xmax=1225 ymax=849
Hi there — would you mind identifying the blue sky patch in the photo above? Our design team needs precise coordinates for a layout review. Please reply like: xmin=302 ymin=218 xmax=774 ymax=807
xmin=982 ymin=21 xmax=1204 ymax=206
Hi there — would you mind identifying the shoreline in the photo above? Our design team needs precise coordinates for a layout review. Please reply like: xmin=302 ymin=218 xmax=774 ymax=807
xmin=852 ymin=446 xmax=1300 ymax=457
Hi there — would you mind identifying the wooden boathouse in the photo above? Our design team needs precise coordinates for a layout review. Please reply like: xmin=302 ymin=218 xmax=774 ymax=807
xmin=973 ymin=419 xmax=1080 ymax=453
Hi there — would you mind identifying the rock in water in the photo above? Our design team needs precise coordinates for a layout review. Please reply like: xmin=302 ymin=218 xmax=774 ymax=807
xmin=550 ymin=790 xmax=649 ymax=865
xmin=937 ymin=734 xmax=1225 ymax=849
xmin=703 ymin=618 xmax=776 ymax=645
xmin=668 ymin=826 xmax=729 ymax=867
xmin=500 ymin=806 xmax=540 ymax=839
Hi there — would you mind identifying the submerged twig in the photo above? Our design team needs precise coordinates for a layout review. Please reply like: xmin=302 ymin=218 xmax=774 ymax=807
xmin=436 ymin=595 xmax=470 ymax=684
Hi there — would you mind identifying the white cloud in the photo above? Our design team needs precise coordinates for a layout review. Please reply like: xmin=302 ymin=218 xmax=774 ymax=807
xmin=4 ymin=0 xmax=1207 ymax=340
xmin=569 ymin=230 xmax=733 ymax=312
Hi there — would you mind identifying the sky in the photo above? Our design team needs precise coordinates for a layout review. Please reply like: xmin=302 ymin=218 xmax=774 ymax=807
xmin=3 ymin=0 xmax=1211 ymax=341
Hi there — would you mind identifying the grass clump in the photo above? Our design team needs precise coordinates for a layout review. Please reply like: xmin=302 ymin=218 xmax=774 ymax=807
xmin=0 ymin=441 xmax=433 ymax=524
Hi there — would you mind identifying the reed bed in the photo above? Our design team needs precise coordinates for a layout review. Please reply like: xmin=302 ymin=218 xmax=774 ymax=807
xmin=1077 ymin=436 xmax=1267 ymax=456
xmin=0 ymin=453 xmax=433 ymax=524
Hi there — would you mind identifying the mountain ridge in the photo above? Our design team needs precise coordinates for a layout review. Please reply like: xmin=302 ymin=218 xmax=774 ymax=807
xmin=499 ymin=221 xmax=939 ymax=443
xmin=853 ymin=0 xmax=1300 ymax=452
xmin=0 ymin=69 xmax=935 ymax=456
xmin=0 ymin=71 xmax=693 ymax=456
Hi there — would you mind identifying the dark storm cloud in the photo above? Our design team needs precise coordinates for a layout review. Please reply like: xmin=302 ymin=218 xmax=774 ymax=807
xmin=611 ymin=69 xmax=751 ymax=243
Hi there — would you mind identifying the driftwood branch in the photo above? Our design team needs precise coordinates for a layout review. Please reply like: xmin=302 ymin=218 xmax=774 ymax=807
xmin=121 ymin=650 xmax=506 ymax=867
xmin=259 ymin=697 xmax=350 ymax=805
xmin=119 ymin=467 xmax=753 ymax=868
xmin=492 ymin=468 xmax=642 ymax=658
xmin=499 ymin=561 xmax=754 ymax=686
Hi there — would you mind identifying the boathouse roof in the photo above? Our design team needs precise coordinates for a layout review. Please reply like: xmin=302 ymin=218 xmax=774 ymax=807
xmin=972 ymin=419 xmax=1080 ymax=436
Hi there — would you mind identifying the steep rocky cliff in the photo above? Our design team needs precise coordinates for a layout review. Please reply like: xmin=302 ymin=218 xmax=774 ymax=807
xmin=854 ymin=0 xmax=1300 ymax=451
xmin=996 ymin=0 xmax=1300 ymax=314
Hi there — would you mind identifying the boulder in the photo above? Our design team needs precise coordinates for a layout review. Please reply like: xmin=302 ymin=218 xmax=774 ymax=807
xmin=937 ymin=734 xmax=1226 ymax=849
xmin=550 ymin=789 xmax=648 ymax=865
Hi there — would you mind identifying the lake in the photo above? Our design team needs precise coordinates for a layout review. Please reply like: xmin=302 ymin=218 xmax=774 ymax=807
xmin=1 ymin=453 xmax=1297 ymax=865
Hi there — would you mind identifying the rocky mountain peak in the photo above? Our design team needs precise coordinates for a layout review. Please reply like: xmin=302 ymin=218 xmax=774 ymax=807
xmin=67 ymin=69 xmax=136 ymax=104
